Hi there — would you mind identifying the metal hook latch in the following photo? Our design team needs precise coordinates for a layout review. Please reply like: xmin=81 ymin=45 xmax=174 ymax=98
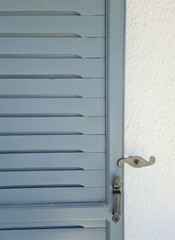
xmin=112 ymin=176 xmax=121 ymax=223
xmin=117 ymin=156 xmax=156 ymax=168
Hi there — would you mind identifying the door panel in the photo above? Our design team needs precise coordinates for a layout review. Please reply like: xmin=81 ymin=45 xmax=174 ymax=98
xmin=0 ymin=0 xmax=125 ymax=239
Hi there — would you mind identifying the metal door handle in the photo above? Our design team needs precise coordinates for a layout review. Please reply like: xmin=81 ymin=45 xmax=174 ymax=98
xmin=117 ymin=156 xmax=156 ymax=168
xmin=112 ymin=192 xmax=121 ymax=223
xmin=112 ymin=176 xmax=121 ymax=223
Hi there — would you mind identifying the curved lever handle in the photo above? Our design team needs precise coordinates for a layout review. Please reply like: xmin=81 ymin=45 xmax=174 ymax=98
xmin=117 ymin=156 xmax=156 ymax=168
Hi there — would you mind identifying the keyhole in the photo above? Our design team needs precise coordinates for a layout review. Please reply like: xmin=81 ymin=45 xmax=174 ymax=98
xmin=134 ymin=159 xmax=139 ymax=165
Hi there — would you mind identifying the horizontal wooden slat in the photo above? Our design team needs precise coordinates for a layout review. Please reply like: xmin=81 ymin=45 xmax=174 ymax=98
xmin=0 ymin=220 xmax=106 ymax=230
xmin=0 ymin=38 xmax=105 ymax=58
xmin=0 ymin=117 xmax=105 ymax=135
xmin=0 ymin=0 xmax=105 ymax=16
xmin=0 ymin=99 xmax=105 ymax=117
xmin=0 ymin=59 xmax=105 ymax=78
xmin=0 ymin=170 xmax=105 ymax=187
xmin=0 ymin=187 xmax=105 ymax=205
xmin=0 ymin=16 xmax=105 ymax=37
xmin=0 ymin=79 xmax=105 ymax=97
xmin=0 ymin=153 xmax=105 ymax=170
xmin=0 ymin=135 xmax=105 ymax=153
xmin=0 ymin=228 xmax=106 ymax=240
xmin=0 ymin=207 xmax=107 ymax=226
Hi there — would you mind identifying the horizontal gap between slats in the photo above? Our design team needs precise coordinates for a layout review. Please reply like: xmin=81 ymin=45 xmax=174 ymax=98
xmin=0 ymin=55 xmax=104 ymax=60
xmin=0 ymin=76 xmax=104 ymax=80
xmin=0 ymin=95 xmax=84 ymax=98
xmin=0 ymin=114 xmax=105 ymax=118
xmin=0 ymin=225 xmax=85 ymax=231
xmin=0 ymin=220 xmax=106 ymax=229
xmin=0 ymin=54 xmax=83 ymax=59
xmin=0 ymin=75 xmax=83 ymax=79
xmin=0 ymin=168 xmax=84 ymax=172
xmin=0 ymin=132 xmax=85 ymax=136
xmin=0 ymin=202 xmax=105 ymax=208
xmin=0 ymin=150 xmax=84 ymax=154
xmin=0 ymin=11 xmax=104 ymax=17
xmin=0 ymin=185 xmax=84 ymax=189
xmin=0 ymin=77 xmax=104 ymax=80
xmin=0 ymin=33 xmax=82 ymax=38
xmin=0 ymin=114 xmax=84 ymax=117
xmin=0 ymin=96 xmax=104 ymax=99
xmin=0 ymin=11 xmax=81 ymax=16
xmin=0 ymin=133 xmax=104 ymax=136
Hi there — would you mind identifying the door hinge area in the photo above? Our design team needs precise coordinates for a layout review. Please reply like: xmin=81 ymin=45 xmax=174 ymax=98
xmin=112 ymin=176 xmax=121 ymax=223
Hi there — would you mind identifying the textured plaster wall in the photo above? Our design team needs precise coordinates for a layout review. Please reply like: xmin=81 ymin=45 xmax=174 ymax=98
xmin=125 ymin=0 xmax=175 ymax=239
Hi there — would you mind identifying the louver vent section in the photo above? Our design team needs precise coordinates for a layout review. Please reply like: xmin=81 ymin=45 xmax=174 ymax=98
xmin=0 ymin=0 xmax=106 ymax=205
xmin=0 ymin=228 xmax=106 ymax=240
xmin=0 ymin=220 xmax=106 ymax=240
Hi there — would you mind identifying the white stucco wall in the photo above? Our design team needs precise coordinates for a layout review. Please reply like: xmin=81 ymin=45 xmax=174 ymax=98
xmin=125 ymin=0 xmax=175 ymax=239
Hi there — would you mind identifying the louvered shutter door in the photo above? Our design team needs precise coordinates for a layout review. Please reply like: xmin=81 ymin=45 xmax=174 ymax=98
xmin=0 ymin=0 xmax=124 ymax=239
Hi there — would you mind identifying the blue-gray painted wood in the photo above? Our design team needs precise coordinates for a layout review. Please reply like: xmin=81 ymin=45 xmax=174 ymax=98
xmin=0 ymin=153 xmax=105 ymax=170
xmin=105 ymin=0 xmax=125 ymax=239
xmin=0 ymin=219 xmax=106 ymax=229
xmin=0 ymin=78 xmax=105 ymax=97
xmin=0 ymin=228 xmax=106 ymax=240
xmin=0 ymin=16 xmax=105 ymax=37
xmin=0 ymin=170 xmax=105 ymax=187
xmin=0 ymin=98 xmax=105 ymax=116
xmin=0 ymin=207 xmax=108 ymax=224
xmin=0 ymin=135 xmax=105 ymax=153
xmin=0 ymin=0 xmax=105 ymax=16
xmin=0 ymin=117 xmax=105 ymax=134
xmin=0 ymin=187 xmax=105 ymax=205
xmin=0 ymin=59 xmax=105 ymax=78
xmin=0 ymin=0 xmax=125 ymax=239
xmin=0 ymin=38 xmax=105 ymax=58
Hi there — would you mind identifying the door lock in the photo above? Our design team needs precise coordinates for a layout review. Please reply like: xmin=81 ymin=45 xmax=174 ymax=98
xmin=112 ymin=176 xmax=121 ymax=223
